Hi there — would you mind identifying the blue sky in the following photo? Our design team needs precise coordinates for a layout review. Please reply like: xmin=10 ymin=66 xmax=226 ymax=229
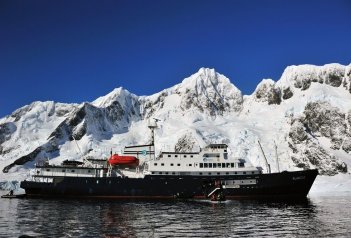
xmin=1 ymin=0 xmax=351 ymax=117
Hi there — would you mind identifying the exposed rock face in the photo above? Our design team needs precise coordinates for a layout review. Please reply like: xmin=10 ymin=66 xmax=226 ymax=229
xmin=282 ymin=87 xmax=293 ymax=100
xmin=287 ymin=101 xmax=349 ymax=175
xmin=254 ymin=79 xmax=281 ymax=105
xmin=0 ymin=122 xmax=16 ymax=144
xmin=303 ymin=101 xmax=348 ymax=150
xmin=140 ymin=91 xmax=168 ymax=119
xmin=276 ymin=64 xmax=351 ymax=105
xmin=174 ymin=133 xmax=197 ymax=152
xmin=177 ymin=68 xmax=243 ymax=115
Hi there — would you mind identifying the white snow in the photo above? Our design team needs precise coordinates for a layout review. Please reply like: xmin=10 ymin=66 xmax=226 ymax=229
xmin=1 ymin=64 xmax=351 ymax=194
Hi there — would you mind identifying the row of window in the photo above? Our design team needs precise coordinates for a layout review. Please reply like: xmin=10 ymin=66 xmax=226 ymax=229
xmin=154 ymin=163 xmax=192 ymax=167
xmin=151 ymin=171 xmax=255 ymax=175
xmin=153 ymin=162 xmax=245 ymax=168
xmin=163 ymin=154 xmax=194 ymax=158
xmin=199 ymin=163 xmax=244 ymax=168
xmin=45 ymin=169 xmax=92 ymax=173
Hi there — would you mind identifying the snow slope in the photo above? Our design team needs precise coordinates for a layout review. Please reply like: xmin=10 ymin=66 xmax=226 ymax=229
xmin=1 ymin=64 xmax=350 ymax=193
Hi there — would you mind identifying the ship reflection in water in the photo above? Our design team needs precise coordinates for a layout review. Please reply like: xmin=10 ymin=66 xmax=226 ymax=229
xmin=0 ymin=195 xmax=350 ymax=237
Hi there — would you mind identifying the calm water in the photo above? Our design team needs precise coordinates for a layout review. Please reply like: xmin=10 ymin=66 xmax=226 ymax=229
xmin=0 ymin=193 xmax=350 ymax=237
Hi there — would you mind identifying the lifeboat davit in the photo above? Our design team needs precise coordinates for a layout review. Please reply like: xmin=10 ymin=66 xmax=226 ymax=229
xmin=108 ymin=154 xmax=139 ymax=166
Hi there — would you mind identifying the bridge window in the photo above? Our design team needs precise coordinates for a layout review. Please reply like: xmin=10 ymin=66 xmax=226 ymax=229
xmin=243 ymin=172 xmax=246 ymax=174
xmin=61 ymin=169 xmax=65 ymax=172
xmin=213 ymin=163 xmax=217 ymax=168
xmin=200 ymin=163 xmax=203 ymax=168
xmin=46 ymin=169 xmax=50 ymax=171
xmin=231 ymin=163 xmax=234 ymax=167
xmin=209 ymin=163 xmax=212 ymax=168
xmin=71 ymin=170 xmax=75 ymax=172
xmin=204 ymin=163 xmax=208 ymax=168
xmin=238 ymin=163 xmax=244 ymax=168
xmin=218 ymin=163 xmax=221 ymax=168
xmin=222 ymin=163 xmax=225 ymax=168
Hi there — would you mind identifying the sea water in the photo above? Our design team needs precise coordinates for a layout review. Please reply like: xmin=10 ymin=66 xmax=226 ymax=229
xmin=0 ymin=193 xmax=350 ymax=237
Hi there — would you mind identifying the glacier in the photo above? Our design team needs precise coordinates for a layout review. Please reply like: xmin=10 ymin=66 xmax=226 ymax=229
xmin=0 ymin=63 xmax=351 ymax=194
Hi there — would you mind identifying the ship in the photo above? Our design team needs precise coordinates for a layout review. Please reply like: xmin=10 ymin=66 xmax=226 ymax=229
xmin=20 ymin=120 xmax=318 ymax=200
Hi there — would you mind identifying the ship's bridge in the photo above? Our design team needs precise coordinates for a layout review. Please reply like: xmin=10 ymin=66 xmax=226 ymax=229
xmin=203 ymin=144 xmax=228 ymax=152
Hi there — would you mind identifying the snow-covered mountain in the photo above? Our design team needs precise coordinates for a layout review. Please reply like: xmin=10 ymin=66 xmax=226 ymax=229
xmin=1 ymin=63 xmax=351 ymax=185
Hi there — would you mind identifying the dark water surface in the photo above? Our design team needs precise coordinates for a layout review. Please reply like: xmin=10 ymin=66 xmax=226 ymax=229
xmin=0 ymin=194 xmax=350 ymax=237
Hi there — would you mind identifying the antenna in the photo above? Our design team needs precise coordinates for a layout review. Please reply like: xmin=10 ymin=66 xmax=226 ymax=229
xmin=258 ymin=140 xmax=271 ymax=174
xmin=274 ymin=141 xmax=280 ymax=173
xmin=72 ymin=135 xmax=93 ymax=167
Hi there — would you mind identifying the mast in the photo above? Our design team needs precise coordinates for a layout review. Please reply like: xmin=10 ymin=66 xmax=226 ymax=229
xmin=274 ymin=141 xmax=280 ymax=173
xmin=148 ymin=118 xmax=160 ymax=160
xmin=258 ymin=140 xmax=271 ymax=174
xmin=72 ymin=135 xmax=93 ymax=167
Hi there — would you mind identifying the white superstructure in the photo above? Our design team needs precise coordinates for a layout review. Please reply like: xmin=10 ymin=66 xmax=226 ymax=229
xmin=145 ymin=144 xmax=261 ymax=176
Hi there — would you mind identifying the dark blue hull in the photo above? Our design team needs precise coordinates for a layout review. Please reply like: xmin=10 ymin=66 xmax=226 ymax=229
xmin=20 ymin=169 xmax=318 ymax=199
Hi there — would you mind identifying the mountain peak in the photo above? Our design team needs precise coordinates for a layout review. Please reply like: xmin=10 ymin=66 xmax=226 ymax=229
xmin=177 ymin=67 xmax=236 ymax=92
xmin=196 ymin=67 xmax=216 ymax=76
xmin=92 ymin=87 xmax=136 ymax=108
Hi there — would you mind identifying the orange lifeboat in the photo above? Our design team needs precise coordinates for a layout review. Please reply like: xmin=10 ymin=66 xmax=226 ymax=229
xmin=108 ymin=154 xmax=139 ymax=166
